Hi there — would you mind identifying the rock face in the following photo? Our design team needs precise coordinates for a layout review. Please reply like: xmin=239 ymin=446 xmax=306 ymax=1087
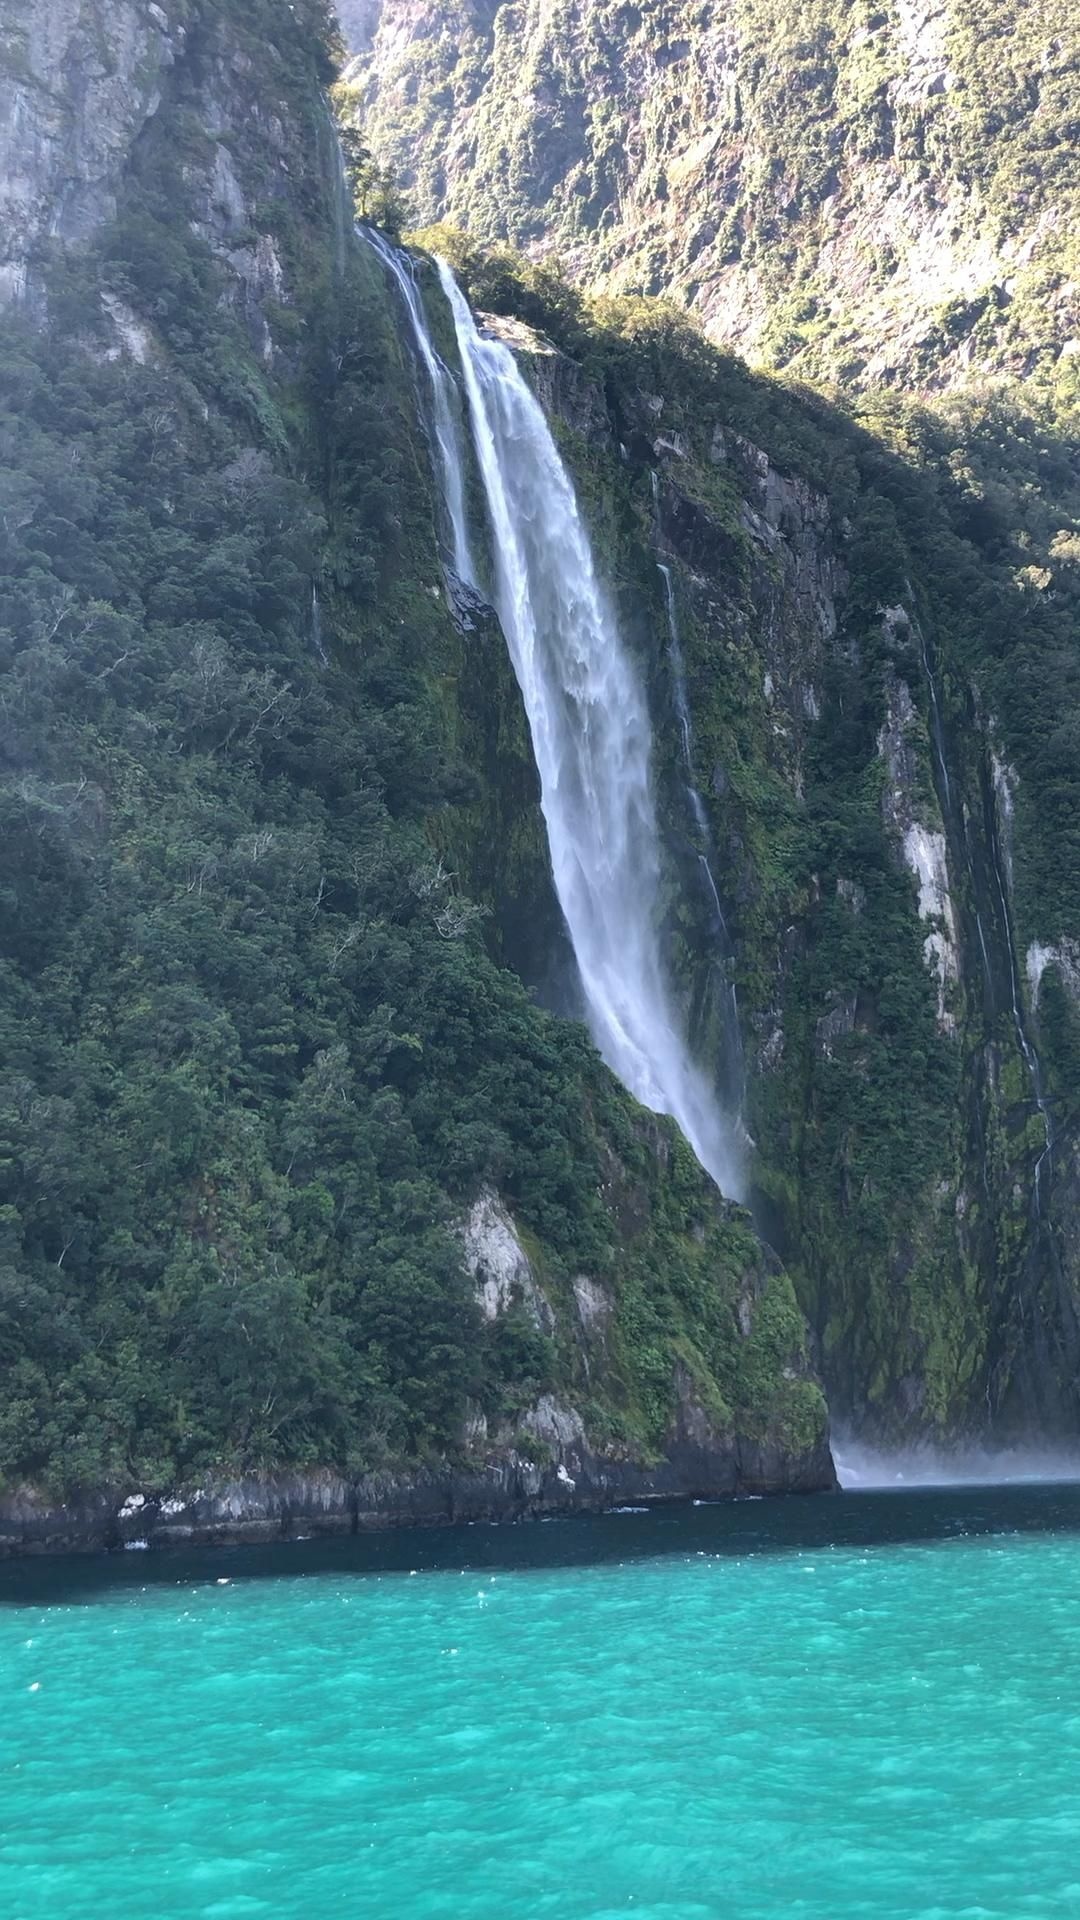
xmin=4 ymin=0 xmax=1079 ymax=1556
xmin=2 ymin=1150 xmax=837 ymax=1560
xmin=877 ymin=660 xmax=960 ymax=1031
xmin=0 ymin=1433 xmax=836 ymax=1557
xmin=1027 ymin=940 xmax=1080 ymax=1011
xmin=0 ymin=0 xmax=835 ymax=1550
xmin=347 ymin=0 xmax=1078 ymax=391
xmin=0 ymin=0 xmax=180 ymax=307
xmin=479 ymin=301 xmax=1080 ymax=1447
xmin=0 ymin=0 xmax=333 ymax=353
xmin=0 ymin=1177 xmax=836 ymax=1556
xmin=462 ymin=1188 xmax=554 ymax=1330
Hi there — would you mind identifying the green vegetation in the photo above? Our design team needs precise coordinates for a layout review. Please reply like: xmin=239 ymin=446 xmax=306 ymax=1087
xmin=351 ymin=0 xmax=1079 ymax=399
xmin=0 ymin=0 xmax=823 ymax=1500
xmin=333 ymin=75 xmax=411 ymax=236
xmin=416 ymin=229 xmax=1080 ymax=1434
xmin=5 ymin=0 xmax=1076 ymax=1496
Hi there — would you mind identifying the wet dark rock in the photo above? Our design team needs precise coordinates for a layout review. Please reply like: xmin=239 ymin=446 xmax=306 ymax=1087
xmin=445 ymin=568 xmax=493 ymax=631
xmin=0 ymin=1436 xmax=836 ymax=1558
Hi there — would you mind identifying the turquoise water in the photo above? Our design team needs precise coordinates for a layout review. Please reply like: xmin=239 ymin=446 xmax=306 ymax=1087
xmin=5 ymin=1488 xmax=1080 ymax=1919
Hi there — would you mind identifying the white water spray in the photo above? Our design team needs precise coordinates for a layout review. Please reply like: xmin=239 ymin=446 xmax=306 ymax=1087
xmin=834 ymin=1437 xmax=1080 ymax=1489
xmin=362 ymin=230 xmax=476 ymax=589
xmin=436 ymin=259 xmax=743 ymax=1197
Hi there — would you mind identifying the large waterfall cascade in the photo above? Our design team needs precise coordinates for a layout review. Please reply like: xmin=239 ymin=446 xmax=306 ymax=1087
xmin=366 ymin=231 xmax=744 ymax=1199
xmin=436 ymin=259 xmax=744 ymax=1198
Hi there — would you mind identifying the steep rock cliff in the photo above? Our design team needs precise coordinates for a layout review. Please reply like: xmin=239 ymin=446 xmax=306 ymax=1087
xmin=0 ymin=0 xmax=179 ymax=308
xmin=0 ymin=0 xmax=831 ymax=1548
xmin=346 ymin=0 xmax=1078 ymax=396
xmin=421 ymin=233 xmax=1080 ymax=1441
xmin=3 ymin=0 xmax=1078 ymax=1557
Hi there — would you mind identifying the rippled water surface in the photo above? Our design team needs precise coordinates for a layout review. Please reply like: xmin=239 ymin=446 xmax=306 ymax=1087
xmin=5 ymin=1486 xmax=1080 ymax=1918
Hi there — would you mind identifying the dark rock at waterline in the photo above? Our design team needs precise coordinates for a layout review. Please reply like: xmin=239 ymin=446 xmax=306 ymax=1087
xmin=0 ymin=1437 xmax=836 ymax=1558
xmin=0 ymin=1485 xmax=120 ymax=1558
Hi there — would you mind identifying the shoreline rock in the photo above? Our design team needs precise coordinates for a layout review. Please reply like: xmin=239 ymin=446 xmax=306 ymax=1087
xmin=0 ymin=1438 xmax=837 ymax=1559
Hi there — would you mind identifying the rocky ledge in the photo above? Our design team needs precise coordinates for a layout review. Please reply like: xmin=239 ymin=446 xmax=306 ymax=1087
xmin=0 ymin=1430 xmax=836 ymax=1558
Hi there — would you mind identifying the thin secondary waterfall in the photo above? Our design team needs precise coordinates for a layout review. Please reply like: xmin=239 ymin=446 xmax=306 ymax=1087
xmin=317 ymin=101 xmax=351 ymax=286
xmin=920 ymin=621 xmax=1052 ymax=1211
xmin=362 ymin=229 xmax=477 ymax=589
xmin=310 ymin=581 xmax=328 ymax=667
xmin=986 ymin=794 xmax=1054 ymax=1211
xmin=657 ymin=558 xmax=744 ymax=1103
xmin=657 ymin=557 xmax=726 ymax=925
xmin=435 ymin=257 xmax=743 ymax=1198
xmin=919 ymin=622 xmax=995 ymax=1001
xmin=658 ymin=565 xmax=695 ymax=789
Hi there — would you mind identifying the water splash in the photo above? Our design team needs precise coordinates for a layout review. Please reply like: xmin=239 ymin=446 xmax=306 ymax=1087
xmin=436 ymin=258 xmax=743 ymax=1198
xmin=834 ymin=1437 xmax=1080 ymax=1489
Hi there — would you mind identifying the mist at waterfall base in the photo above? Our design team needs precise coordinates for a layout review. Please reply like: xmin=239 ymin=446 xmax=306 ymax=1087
xmin=9 ymin=1486 xmax=1080 ymax=1918
xmin=834 ymin=1433 xmax=1080 ymax=1487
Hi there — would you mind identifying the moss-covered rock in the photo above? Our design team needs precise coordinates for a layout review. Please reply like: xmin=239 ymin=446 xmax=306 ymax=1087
xmin=348 ymin=0 xmax=1079 ymax=400
xmin=0 ymin=0 xmax=833 ymax=1527
xmin=421 ymin=237 xmax=1080 ymax=1442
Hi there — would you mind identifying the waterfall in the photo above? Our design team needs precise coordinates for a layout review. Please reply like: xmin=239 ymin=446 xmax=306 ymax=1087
xmin=658 ymin=564 xmax=695 ymax=779
xmin=920 ymin=621 xmax=1053 ymax=1213
xmin=986 ymin=791 xmax=1054 ymax=1212
xmin=656 ymin=555 xmax=726 ymax=926
xmin=918 ymin=621 xmax=995 ymax=1002
xmin=310 ymin=581 xmax=328 ymax=667
xmin=435 ymin=258 xmax=743 ymax=1198
xmin=361 ymin=230 xmax=477 ymax=590
xmin=657 ymin=559 xmax=743 ymax=1100
xmin=317 ymin=100 xmax=352 ymax=286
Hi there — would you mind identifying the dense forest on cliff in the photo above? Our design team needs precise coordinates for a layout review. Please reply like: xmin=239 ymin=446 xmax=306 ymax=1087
xmin=2 ymin=0 xmax=1080 ymax=1522
xmin=348 ymin=0 xmax=1079 ymax=395
xmin=343 ymin=0 xmax=1080 ymax=1439
xmin=414 ymin=225 xmax=1080 ymax=1422
xmin=0 ymin=0 xmax=822 ymax=1503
